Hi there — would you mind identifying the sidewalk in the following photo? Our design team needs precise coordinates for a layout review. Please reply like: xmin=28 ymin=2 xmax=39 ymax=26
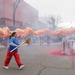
xmin=0 ymin=45 xmax=4 ymax=47
xmin=0 ymin=45 xmax=6 ymax=51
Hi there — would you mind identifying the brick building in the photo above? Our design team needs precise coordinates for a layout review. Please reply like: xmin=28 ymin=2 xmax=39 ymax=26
xmin=0 ymin=0 xmax=38 ymax=30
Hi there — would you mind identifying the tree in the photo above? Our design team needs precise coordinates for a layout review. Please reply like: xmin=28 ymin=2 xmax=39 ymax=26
xmin=47 ymin=15 xmax=62 ymax=30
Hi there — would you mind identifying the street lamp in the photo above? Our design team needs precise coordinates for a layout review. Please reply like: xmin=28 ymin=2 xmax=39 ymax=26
xmin=13 ymin=0 xmax=21 ymax=26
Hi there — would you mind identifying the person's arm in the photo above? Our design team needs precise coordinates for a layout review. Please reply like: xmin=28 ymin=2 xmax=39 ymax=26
xmin=9 ymin=42 xmax=18 ymax=46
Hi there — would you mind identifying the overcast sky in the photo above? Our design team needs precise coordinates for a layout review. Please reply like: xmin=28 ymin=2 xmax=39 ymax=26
xmin=24 ymin=0 xmax=75 ymax=27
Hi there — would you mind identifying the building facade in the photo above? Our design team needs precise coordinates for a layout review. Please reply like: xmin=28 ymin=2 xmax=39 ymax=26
xmin=0 ymin=0 xmax=38 ymax=30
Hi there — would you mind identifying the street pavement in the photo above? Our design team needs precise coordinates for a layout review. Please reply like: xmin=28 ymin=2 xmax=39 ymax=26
xmin=0 ymin=43 xmax=75 ymax=75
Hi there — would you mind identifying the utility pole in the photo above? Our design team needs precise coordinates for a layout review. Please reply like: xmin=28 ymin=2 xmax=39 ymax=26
xmin=13 ymin=0 xmax=21 ymax=26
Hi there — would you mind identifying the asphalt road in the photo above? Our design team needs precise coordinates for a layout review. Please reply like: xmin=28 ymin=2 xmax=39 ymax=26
xmin=0 ymin=43 xmax=75 ymax=75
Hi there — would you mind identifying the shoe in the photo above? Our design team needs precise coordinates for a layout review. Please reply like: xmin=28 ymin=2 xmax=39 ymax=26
xmin=3 ymin=66 xmax=9 ymax=69
xmin=19 ymin=65 xmax=25 ymax=69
